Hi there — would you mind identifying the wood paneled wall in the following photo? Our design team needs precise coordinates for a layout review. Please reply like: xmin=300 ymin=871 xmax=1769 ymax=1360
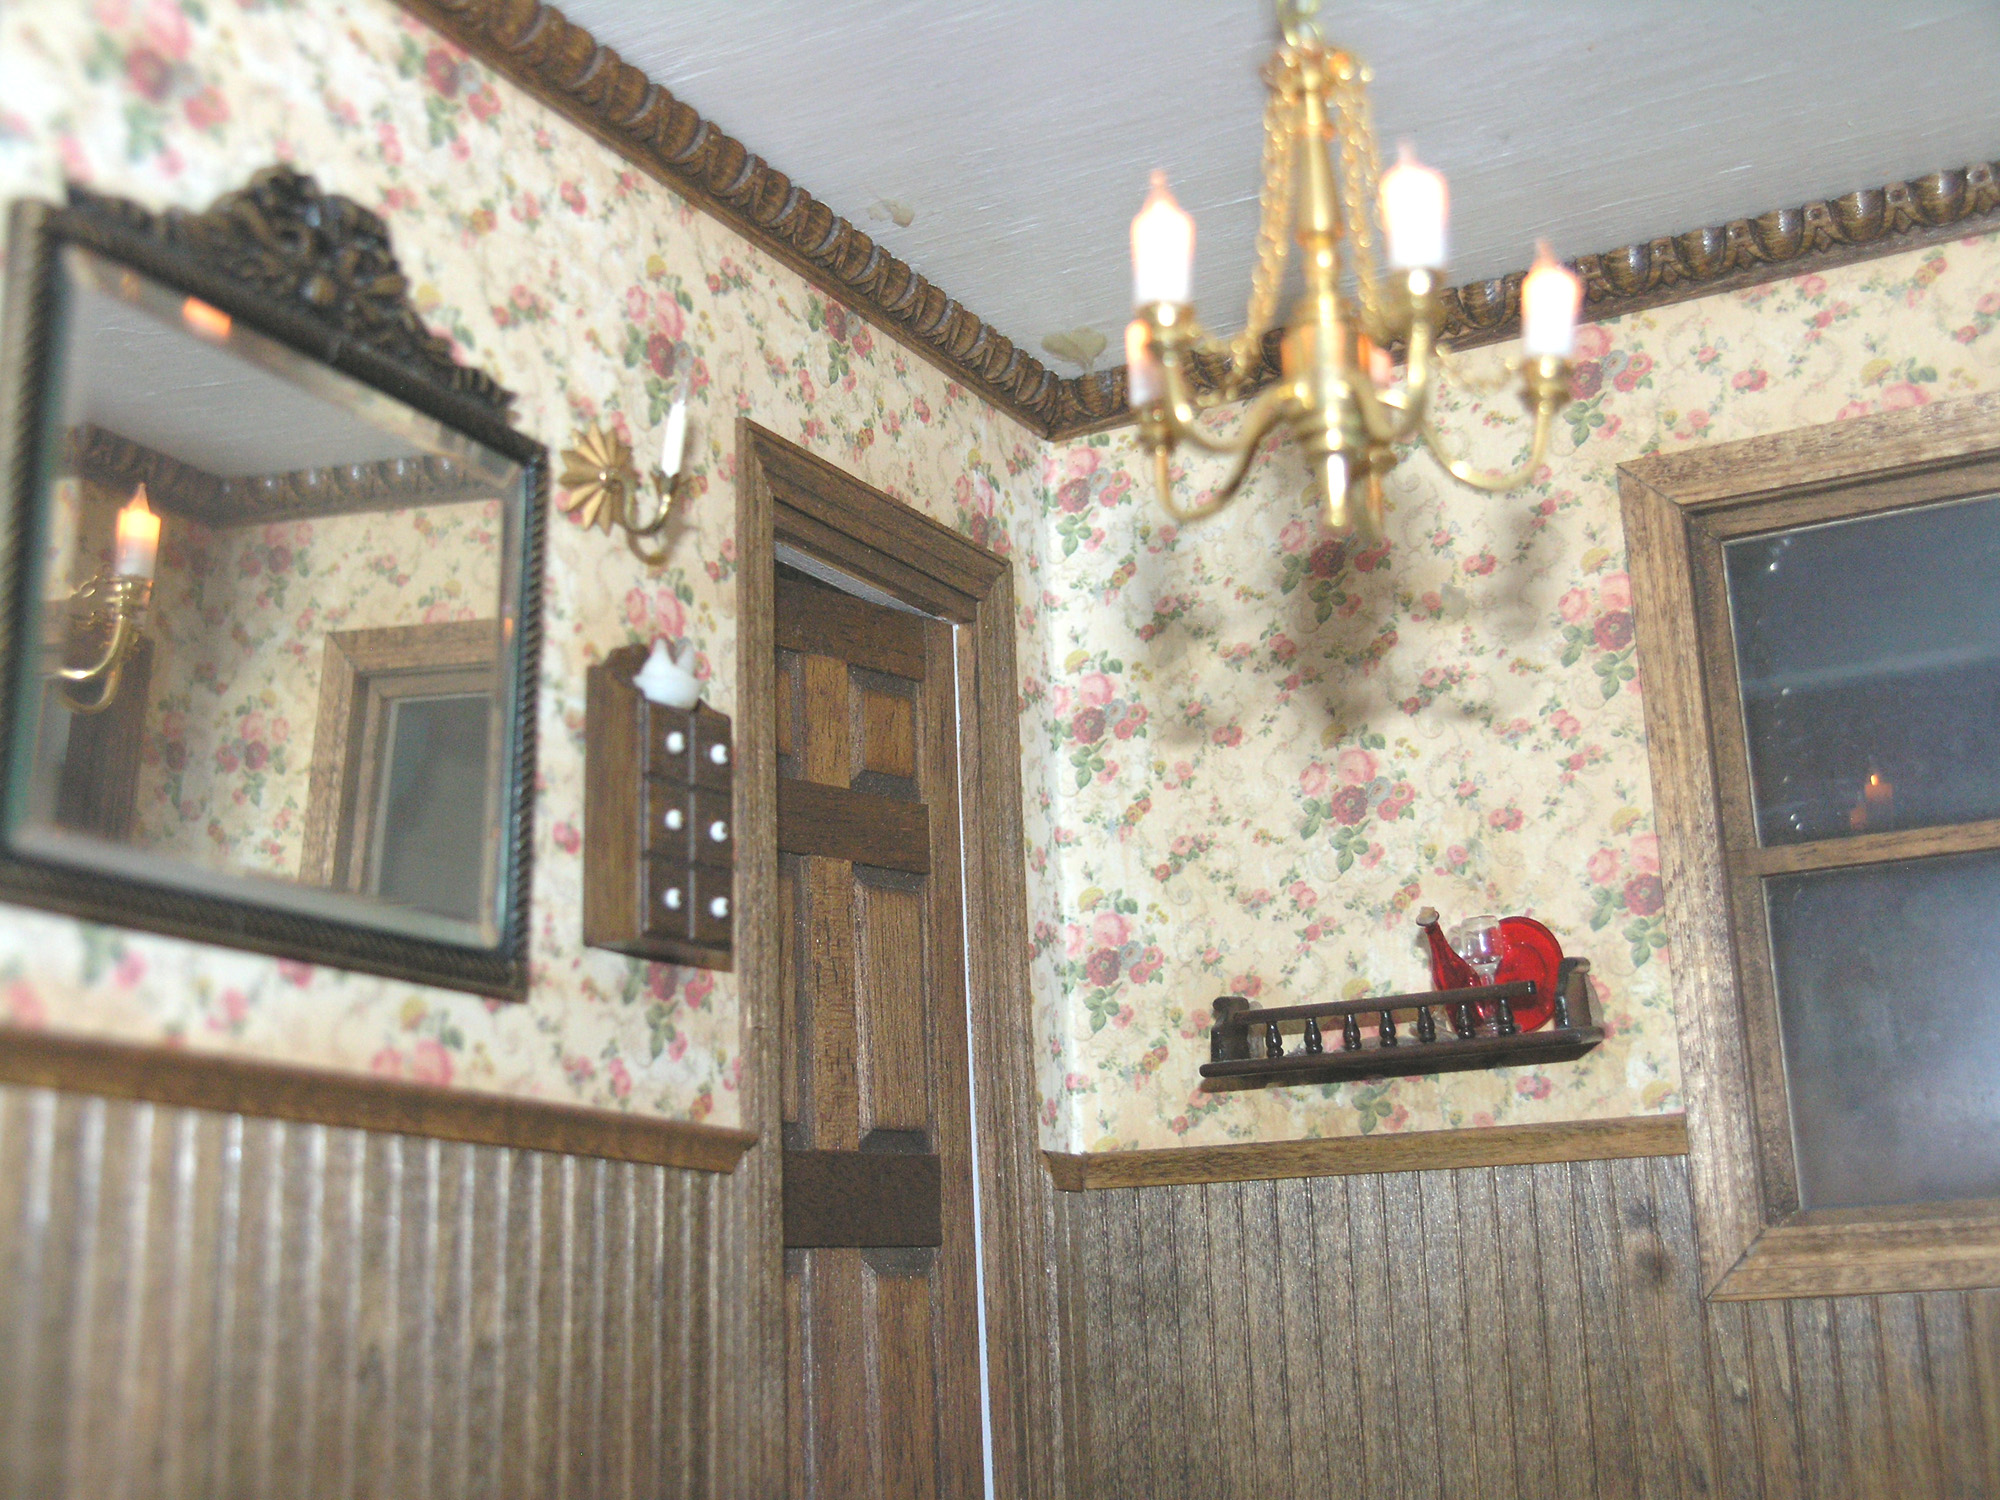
xmin=1056 ymin=1154 xmax=2000 ymax=1500
xmin=0 ymin=1082 xmax=759 ymax=1500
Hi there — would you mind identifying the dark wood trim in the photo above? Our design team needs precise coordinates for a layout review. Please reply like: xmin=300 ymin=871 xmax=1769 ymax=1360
xmin=0 ymin=1025 xmax=755 ymax=1170
xmin=774 ymin=777 xmax=930 ymax=872
xmin=1619 ymin=389 xmax=2000 ymax=1299
xmin=1043 ymin=1114 xmax=1689 ymax=1191
xmin=736 ymin=419 xmax=1069 ymax=1500
xmin=393 ymin=0 xmax=1998 ymax=440
xmin=780 ymin=1148 xmax=943 ymax=1248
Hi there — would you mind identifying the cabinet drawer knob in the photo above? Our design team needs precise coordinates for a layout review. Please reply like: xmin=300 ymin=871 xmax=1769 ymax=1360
xmin=707 ymin=742 xmax=729 ymax=766
xmin=708 ymin=895 xmax=730 ymax=919
xmin=708 ymin=819 xmax=728 ymax=842
xmin=665 ymin=730 xmax=687 ymax=754
xmin=664 ymin=808 xmax=684 ymax=831
xmin=661 ymin=886 xmax=683 ymax=911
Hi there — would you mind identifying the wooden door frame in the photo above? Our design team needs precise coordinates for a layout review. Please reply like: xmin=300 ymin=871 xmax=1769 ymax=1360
xmin=736 ymin=420 xmax=1069 ymax=1498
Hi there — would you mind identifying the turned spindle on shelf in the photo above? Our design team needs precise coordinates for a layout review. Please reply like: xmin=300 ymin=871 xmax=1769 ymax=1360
xmin=1202 ymin=958 xmax=1600 ymax=1088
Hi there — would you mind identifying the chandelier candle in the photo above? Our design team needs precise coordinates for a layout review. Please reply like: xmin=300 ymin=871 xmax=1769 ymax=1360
xmin=1520 ymin=245 xmax=1583 ymax=358
xmin=1130 ymin=171 xmax=1195 ymax=307
xmin=1123 ymin=0 xmax=1577 ymax=539
xmin=1124 ymin=318 xmax=1164 ymax=406
xmin=1380 ymin=143 xmax=1447 ymax=271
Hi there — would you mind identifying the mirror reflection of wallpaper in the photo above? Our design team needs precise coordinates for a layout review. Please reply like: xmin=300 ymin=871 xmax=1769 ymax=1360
xmin=130 ymin=500 xmax=501 ymax=876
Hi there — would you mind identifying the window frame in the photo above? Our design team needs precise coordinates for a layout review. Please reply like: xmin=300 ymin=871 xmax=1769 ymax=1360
xmin=1620 ymin=389 xmax=2000 ymax=1299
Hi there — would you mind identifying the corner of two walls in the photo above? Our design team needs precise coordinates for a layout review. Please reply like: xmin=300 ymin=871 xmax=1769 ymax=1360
xmin=0 ymin=0 xmax=1046 ymax=1133
xmin=3 ymin=0 xmax=1997 ymax=1158
xmin=1031 ymin=231 xmax=2000 ymax=1154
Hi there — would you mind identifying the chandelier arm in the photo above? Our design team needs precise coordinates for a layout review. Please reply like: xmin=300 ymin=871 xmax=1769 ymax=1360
xmin=1148 ymin=388 xmax=1296 ymax=522
xmin=1353 ymin=309 xmax=1438 ymax=446
xmin=1155 ymin=345 xmax=1282 ymax=458
xmin=1419 ymin=399 xmax=1558 ymax=494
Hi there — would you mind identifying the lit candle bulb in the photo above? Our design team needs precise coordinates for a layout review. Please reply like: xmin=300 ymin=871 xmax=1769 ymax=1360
xmin=658 ymin=398 xmax=688 ymax=480
xmin=1125 ymin=318 xmax=1163 ymax=406
xmin=113 ymin=484 xmax=160 ymax=579
xmin=1520 ymin=243 xmax=1582 ymax=358
xmin=1130 ymin=170 xmax=1194 ymax=308
xmin=1380 ymin=142 xmax=1448 ymax=271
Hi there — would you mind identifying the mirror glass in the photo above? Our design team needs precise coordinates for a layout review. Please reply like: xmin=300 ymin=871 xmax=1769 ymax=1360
xmin=11 ymin=242 xmax=524 ymax=948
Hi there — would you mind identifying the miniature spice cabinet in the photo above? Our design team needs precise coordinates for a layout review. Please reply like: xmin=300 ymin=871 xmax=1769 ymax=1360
xmin=583 ymin=643 xmax=734 ymax=970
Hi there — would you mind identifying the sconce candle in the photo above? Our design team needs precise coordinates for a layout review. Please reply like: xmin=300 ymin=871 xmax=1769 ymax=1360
xmin=658 ymin=398 xmax=688 ymax=481
xmin=1520 ymin=245 xmax=1584 ymax=359
xmin=1130 ymin=171 xmax=1195 ymax=307
xmin=112 ymin=485 xmax=161 ymax=579
xmin=1380 ymin=143 xmax=1448 ymax=270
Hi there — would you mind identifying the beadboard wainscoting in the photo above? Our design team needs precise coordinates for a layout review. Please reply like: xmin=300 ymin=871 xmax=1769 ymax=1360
xmin=1054 ymin=1154 xmax=2000 ymax=1499
xmin=0 ymin=1083 xmax=769 ymax=1500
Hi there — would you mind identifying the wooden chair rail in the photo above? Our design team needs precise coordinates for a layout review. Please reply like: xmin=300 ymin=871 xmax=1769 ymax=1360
xmin=0 ymin=1026 xmax=757 ymax=1171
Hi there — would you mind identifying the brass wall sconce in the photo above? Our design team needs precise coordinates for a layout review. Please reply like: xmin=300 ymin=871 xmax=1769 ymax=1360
xmin=59 ymin=484 xmax=159 ymax=714
xmin=558 ymin=400 xmax=691 ymax=568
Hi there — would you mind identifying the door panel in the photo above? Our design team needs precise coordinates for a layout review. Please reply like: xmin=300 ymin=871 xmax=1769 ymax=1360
xmin=776 ymin=565 xmax=981 ymax=1500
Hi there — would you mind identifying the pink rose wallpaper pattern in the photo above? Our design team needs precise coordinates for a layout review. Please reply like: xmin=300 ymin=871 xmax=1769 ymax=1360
xmin=132 ymin=500 xmax=501 ymax=876
xmin=0 ymin=0 xmax=1048 ymax=1130
xmin=1028 ymin=236 xmax=2000 ymax=1151
xmin=2 ymin=0 xmax=1998 ymax=1153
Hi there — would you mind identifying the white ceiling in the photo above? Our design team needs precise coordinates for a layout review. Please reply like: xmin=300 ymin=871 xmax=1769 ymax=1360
xmin=558 ymin=1 xmax=2000 ymax=373
xmin=64 ymin=259 xmax=434 ymax=477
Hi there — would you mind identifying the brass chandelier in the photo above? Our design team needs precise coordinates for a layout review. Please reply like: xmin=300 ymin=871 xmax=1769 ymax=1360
xmin=1124 ymin=0 xmax=1582 ymax=535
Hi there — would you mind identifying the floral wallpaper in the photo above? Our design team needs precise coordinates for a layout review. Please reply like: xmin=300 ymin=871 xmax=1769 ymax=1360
xmin=1032 ymin=230 xmax=2000 ymax=1152
xmin=1 ymin=0 xmax=1995 ymax=1155
xmin=130 ymin=498 xmax=501 ymax=877
xmin=0 ymin=0 xmax=1049 ymax=1128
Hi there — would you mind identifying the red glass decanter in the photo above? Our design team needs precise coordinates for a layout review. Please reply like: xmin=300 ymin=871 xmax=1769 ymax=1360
xmin=1415 ymin=906 xmax=1479 ymax=991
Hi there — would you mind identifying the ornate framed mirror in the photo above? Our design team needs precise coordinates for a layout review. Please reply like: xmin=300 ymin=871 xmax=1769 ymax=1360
xmin=0 ymin=167 xmax=544 ymax=998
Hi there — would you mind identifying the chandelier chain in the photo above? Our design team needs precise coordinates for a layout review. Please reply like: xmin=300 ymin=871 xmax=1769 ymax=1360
xmin=1224 ymin=82 xmax=1300 ymax=401
xmin=1330 ymin=65 xmax=1387 ymax=336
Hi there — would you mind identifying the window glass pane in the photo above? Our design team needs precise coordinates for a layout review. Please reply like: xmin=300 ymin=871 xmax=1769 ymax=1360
xmin=1768 ymin=850 xmax=2000 ymax=1209
xmin=371 ymin=693 xmax=492 ymax=924
xmin=1724 ymin=492 xmax=2000 ymax=846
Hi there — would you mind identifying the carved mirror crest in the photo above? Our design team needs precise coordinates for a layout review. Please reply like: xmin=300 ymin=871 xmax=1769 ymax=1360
xmin=0 ymin=167 xmax=545 ymax=998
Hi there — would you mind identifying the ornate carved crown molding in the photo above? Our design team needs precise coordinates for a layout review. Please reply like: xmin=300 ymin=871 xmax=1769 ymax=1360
xmin=400 ymin=0 xmax=2000 ymax=441
xmin=404 ymin=0 xmax=1065 ymax=432
xmin=67 ymin=425 xmax=500 ymax=529
xmin=69 ymin=166 xmax=514 ymax=418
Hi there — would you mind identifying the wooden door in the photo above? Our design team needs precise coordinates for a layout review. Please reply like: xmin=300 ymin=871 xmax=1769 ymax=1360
xmin=775 ymin=564 xmax=983 ymax=1499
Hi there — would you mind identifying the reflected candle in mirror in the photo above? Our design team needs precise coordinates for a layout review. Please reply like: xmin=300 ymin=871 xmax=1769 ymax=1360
xmin=113 ymin=485 xmax=160 ymax=579
xmin=1851 ymin=770 xmax=1895 ymax=830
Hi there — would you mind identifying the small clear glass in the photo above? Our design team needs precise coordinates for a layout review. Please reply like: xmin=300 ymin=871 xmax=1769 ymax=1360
xmin=1455 ymin=915 xmax=1505 ymax=984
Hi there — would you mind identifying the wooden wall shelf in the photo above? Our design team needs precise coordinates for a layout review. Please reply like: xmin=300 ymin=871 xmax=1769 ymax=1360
xmin=1200 ymin=959 xmax=1600 ymax=1090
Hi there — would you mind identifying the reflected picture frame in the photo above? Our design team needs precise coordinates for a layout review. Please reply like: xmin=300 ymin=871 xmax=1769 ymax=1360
xmin=0 ymin=167 xmax=545 ymax=999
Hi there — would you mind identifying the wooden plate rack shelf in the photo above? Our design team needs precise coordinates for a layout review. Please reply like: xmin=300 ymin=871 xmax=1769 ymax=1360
xmin=1201 ymin=958 xmax=1600 ymax=1089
